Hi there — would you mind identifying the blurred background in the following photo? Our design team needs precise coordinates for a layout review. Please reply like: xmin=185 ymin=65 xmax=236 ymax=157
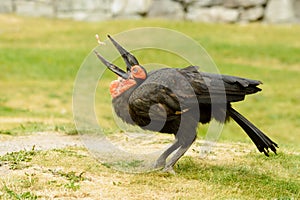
xmin=1 ymin=0 xmax=299 ymax=144
xmin=0 ymin=0 xmax=300 ymax=23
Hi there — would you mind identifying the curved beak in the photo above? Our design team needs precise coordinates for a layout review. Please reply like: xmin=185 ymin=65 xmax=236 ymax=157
xmin=107 ymin=35 xmax=139 ymax=72
xmin=94 ymin=50 xmax=129 ymax=79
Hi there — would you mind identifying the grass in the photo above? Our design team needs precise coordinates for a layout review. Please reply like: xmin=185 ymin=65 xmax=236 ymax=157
xmin=0 ymin=146 xmax=298 ymax=199
xmin=0 ymin=146 xmax=36 ymax=170
xmin=2 ymin=185 xmax=37 ymax=200
xmin=0 ymin=14 xmax=299 ymax=199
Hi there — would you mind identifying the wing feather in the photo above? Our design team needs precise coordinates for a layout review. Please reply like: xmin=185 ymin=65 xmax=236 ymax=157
xmin=128 ymin=66 xmax=262 ymax=123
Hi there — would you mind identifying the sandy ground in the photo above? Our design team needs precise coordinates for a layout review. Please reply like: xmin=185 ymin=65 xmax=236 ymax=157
xmin=0 ymin=130 xmax=251 ymax=163
xmin=0 ymin=117 xmax=250 ymax=158
xmin=0 ymin=132 xmax=83 ymax=156
xmin=0 ymin=131 xmax=253 ymax=199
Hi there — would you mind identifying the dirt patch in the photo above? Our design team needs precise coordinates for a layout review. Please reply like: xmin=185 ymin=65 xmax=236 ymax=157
xmin=0 ymin=132 xmax=83 ymax=156
xmin=0 ymin=130 xmax=252 ymax=174
xmin=0 ymin=130 xmax=251 ymax=160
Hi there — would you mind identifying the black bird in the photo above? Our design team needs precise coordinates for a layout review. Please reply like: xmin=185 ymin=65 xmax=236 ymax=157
xmin=94 ymin=35 xmax=278 ymax=172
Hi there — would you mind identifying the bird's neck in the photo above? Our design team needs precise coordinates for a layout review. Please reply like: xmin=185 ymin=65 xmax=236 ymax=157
xmin=112 ymin=86 xmax=136 ymax=124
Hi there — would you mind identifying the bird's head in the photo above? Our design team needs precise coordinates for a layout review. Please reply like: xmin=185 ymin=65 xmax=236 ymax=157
xmin=94 ymin=35 xmax=147 ymax=98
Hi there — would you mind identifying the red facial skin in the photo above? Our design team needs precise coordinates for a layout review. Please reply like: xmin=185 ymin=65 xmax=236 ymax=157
xmin=109 ymin=77 xmax=136 ymax=98
xmin=109 ymin=65 xmax=146 ymax=98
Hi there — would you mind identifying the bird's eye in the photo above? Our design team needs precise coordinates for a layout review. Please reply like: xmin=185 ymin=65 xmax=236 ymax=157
xmin=132 ymin=67 xmax=138 ymax=74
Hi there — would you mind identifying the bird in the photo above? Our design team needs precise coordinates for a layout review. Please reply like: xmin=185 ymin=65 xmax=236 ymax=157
xmin=94 ymin=35 xmax=278 ymax=172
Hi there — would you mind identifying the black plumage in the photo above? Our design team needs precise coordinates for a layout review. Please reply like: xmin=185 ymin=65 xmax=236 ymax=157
xmin=95 ymin=35 xmax=278 ymax=172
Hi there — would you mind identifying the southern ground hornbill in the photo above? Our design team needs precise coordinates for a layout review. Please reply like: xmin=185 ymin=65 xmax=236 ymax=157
xmin=94 ymin=35 xmax=278 ymax=172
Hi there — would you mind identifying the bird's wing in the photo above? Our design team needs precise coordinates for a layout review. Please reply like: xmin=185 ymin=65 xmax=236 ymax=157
xmin=179 ymin=66 xmax=262 ymax=103
xmin=128 ymin=82 xmax=181 ymax=122
xmin=128 ymin=66 xmax=262 ymax=122
xmin=128 ymin=68 xmax=197 ymax=122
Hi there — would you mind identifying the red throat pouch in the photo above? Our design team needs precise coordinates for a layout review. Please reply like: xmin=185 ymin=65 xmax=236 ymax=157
xmin=109 ymin=78 xmax=136 ymax=98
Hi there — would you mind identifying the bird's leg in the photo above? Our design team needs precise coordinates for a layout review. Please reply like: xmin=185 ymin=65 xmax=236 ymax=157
xmin=154 ymin=138 xmax=181 ymax=169
xmin=163 ymin=133 xmax=196 ymax=173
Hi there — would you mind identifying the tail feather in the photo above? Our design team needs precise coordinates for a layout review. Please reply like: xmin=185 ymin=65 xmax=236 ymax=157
xmin=228 ymin=107 xmax=278 ymax=156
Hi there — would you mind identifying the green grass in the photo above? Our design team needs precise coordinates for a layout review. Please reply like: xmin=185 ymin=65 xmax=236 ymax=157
xmin=2 ymin=185 xmax=38 ymax=200
xmin=0 ymin=146 xmax=37 ymax=170
xmin=0 ymin=146 xmax=299 ymax=199
xmin=0 ymin=14 xmax=299 ymax=199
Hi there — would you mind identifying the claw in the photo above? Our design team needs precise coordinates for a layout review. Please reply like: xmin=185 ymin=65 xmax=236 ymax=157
xmin=162 ymin=166 xmax=176 ymax=174
xmin=153 ymin=159 xmax=166 ymax=169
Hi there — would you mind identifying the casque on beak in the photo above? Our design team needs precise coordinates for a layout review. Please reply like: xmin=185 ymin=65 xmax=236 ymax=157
xmin=94 ymin=35 xmax=140 ymax=79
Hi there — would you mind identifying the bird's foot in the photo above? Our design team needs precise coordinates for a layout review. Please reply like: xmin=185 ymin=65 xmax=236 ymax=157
xmin=153 ymin=158 xmax=166 ymax=169
xmin=154 ymin=160 xmax=176 ymax=174
xmin=162 ymin=166 xmax=176 ymax=174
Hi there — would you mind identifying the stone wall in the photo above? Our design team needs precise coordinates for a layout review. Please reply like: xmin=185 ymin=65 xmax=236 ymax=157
xmin=1 ymin=0 xmax=299 ymax=23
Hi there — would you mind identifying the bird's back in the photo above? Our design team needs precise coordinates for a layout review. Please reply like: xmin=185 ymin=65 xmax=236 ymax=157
xmin=177 ymin=66 xmax=262 ymax=103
